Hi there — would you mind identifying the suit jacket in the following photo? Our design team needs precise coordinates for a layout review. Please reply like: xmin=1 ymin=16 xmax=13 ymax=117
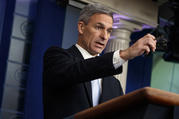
xmin=43 ymin=45 xmax=124 ymax=119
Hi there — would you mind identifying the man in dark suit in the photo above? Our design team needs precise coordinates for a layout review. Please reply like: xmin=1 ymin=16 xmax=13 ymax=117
xmin=43 ymin=3 xmax=156 ymax=119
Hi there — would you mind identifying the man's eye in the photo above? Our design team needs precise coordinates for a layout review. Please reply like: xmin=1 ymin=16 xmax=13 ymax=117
xmin=108 ymin=30 xmax=112 ymax=34
xmin=96 ymin=26 xmax=103 ymax=30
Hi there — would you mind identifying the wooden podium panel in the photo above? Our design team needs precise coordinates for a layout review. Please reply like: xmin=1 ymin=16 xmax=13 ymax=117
xmin=74 ymin=87 xmax=179 ymax=119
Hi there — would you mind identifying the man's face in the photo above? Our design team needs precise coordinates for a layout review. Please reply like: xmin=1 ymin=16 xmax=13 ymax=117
xmin=77 ymin=13 xmax=113 ymax=56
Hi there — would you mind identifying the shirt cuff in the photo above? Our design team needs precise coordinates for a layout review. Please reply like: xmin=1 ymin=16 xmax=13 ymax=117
xmin=113 ymin=50 xmax=126 ymax=69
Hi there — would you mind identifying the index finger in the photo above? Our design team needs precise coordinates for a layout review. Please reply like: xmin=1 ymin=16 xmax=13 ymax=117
xmin=147 ymin=33 xmax=156 ymax=40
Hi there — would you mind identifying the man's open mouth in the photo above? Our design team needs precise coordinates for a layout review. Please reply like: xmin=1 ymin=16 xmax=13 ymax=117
xmin=95 ymin=42 xmax=104 ymax=48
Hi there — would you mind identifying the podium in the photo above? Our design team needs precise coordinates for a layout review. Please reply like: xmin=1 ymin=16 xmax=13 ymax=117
xmin=73 ymin=87 xmax=179 ymax=119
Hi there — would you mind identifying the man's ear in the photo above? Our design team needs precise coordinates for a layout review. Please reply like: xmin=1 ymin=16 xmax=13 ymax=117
xmin=78 ymin=21 xmax=85 ymax=34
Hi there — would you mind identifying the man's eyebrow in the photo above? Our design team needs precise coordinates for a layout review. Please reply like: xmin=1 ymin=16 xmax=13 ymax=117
xmin=108 ymin=27 xmax=113 ymax=31
xmin=96 ymin=23 xmax=105 ymax=27
xmin=96 ymin=23 xmax=113 ymax=30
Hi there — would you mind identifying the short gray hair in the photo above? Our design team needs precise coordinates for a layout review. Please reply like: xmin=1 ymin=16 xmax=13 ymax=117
xmin=78 ymin=3 xmax=114 ymax=24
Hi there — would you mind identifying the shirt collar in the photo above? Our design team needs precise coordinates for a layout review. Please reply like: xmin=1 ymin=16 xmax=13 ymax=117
xmin=75 ymin=44 xmax=98 ymax=59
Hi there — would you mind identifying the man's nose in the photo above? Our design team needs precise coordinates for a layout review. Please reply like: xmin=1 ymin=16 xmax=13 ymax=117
xmin=100 ymin=30 xmax=108 ymax=40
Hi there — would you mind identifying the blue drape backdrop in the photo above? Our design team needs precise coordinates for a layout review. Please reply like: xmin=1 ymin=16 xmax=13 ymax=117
xmin=24 ymin=0 xmax=66 ymax=118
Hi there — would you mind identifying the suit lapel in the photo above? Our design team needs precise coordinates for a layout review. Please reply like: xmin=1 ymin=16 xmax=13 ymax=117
xmin=84 ymin=82 xmax=93 ymax=107
xmin=99 ymin=76 xmax=124 ymax=104
xmin=99 ymin=76 xmax=113 ymax=104
xmin=67 ymin=45 xmax=93 ymax=107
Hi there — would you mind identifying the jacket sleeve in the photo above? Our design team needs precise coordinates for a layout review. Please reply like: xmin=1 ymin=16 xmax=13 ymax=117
xmin=43 ymin=46 xmax=122 ymax=88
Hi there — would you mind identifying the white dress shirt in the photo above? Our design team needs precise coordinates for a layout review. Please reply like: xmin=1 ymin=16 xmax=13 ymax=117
xmin=75 ymin=44 xmax=125 ymax=106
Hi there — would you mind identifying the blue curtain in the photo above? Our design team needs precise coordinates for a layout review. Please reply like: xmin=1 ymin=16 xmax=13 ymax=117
xmin=126 ymin=29 xmax=153 ymax=93
xmin=0 ymin=0 xmax=16 ymax=107
xmin=24 ymin=0 xmax=66 ymax=118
